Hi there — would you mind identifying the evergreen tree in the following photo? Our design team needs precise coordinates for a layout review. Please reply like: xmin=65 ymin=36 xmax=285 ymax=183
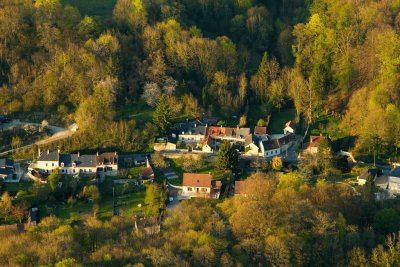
xmin=153 ymin=94 xmax=172 ymax=134
xmin=216 ymin=140 xmax=239 ymax=171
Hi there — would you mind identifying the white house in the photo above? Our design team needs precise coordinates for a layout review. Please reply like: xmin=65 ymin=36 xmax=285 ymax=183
xmin=259 ymin=134 xmax=293 ymax=158
xmin=181 ymin=173 xmax=221 ymax=199
xmin=201 ymin=137 xmax=213 ymax=153
xmin=244 ymin=134 xmax=260 ymax=156
xmin=37 ymin=150 xmax=118 ymax=176
xmin=173 ymin=120 xmax=207 ymax=145
xmin=37 ymin=150 xmax=60 ymax=173
xmin=302 ymin=134 xmax=325 ymax=154
xmin=284 ymin=121 xmax=296 ymax=135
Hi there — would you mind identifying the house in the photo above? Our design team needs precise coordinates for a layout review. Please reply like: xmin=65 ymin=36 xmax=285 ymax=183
xmin=139 ymin=158 xmax=154 ymax=183
xmin=302 ymin=134 xmax=325 ymax=154
xmin=206 ymin=126 xmax=250 ymax=150
xmin=254 ymin=126 xmax=267 ymax=137
xmin=133 ymin=154 xmax=147 ymax=166
xmin=234 ymin=180 xmax=248 ymax=196
xmin=244 ymin=134 xmax=260 ymax=156
xmin=153 ymin=137 xmax=177 ymax=151
xmin=357 ymin=169 xmax=382 ymax=185
xmin=284 ymin=121 xmax=296 ymax=135
xmin=259 ymin=134 xmax=294 ymax=158
xmin=173 ymin=120 xmax=207 ymax=145
xmin=37 ymin=150 xmax=118 ymax=176
xmin=201 ymin=136 xmax=213 ymax=153
xmin=0 ymin=158 xmax=14 ymax=179
xmin=181 ymin=173 xmax=221 ymax=199
xmin=388 ymin=166 xmax=400 ymax=193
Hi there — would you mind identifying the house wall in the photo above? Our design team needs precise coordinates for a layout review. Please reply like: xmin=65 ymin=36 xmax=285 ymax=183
xmin=245 ymin=144 xmax=259 ymax=156
xmin=182 ymin=186 xmax=211 ymax=196
xmin=179 ymin=134 xmax=204 ymax=144
xmin=59 ymin=164 xmax=118 ymax=176
xmin=389 ymin=176 xmax=400 ymax=192
xmin=59 ymin=167 xmax=97 ymax=175
xmin=202 ymin=145 xmax=212 ymax=153
xmin=37 ymin=161 xmax=59 ymax=173
xmin=264 ymin=148 xmax=281 ymax=158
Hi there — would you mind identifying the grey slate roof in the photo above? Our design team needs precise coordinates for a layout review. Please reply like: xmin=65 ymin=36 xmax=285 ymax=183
xmin=59 ymin=154 xmax=97 ymax=168
xmin=38 ymin=150 xmax=59 ymax=161
xmin=174 ymin=120 xmax=207 ymax=135
xmin=262 ymin=139 xmax=281 ymax=150
xmin=390 ymin=167 xmax=400 ymax=178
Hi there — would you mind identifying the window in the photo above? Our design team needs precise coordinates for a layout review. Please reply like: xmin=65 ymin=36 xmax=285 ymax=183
xmin=45 ymin=163 xmax=48 ymax=167
xmin=73 ymin=169 xmax=75 ymax=173
xmin=188 ymin=187 xmax=192 ymax=191
xmin=52 ymin=163 xmax=54 ymax=167
xmin=266 ymin=152 xmax=269 ymax=155
xmin=275 ymin=150 xmax=278 ymax=154
xmin=106 ymin=166 xmax=112 ymax=171
xmin=201 ymin=188 xmax=207 ymax=192
xmin=61 ymin=169 xmax=64 ymax=173
xmin=182 ymin=137 xmax=185 ymax=140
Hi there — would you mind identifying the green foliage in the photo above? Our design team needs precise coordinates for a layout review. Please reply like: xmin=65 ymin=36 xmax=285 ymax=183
xmin=48 ymin=169 xmax=62 ymax=191
xmin=373 ymin=208 xmax=400 ymax=236
xmin=152 ymin=95 xmax=172 ymax=133
xmin=216 ymin=140 xmax=238 ymax=171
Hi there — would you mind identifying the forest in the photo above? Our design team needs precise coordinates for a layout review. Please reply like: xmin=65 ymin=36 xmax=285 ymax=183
xmin=2 ymin=0 xmax=400 ymax=266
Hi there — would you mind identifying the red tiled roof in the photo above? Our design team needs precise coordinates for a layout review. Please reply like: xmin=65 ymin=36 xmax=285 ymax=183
xmin=302 ymin=135 xmax=325 ymax=149
xmin=183 ymin=173 xmax=212 ymax=188
xmin=254 ymin=126 xmax=267 ymax=135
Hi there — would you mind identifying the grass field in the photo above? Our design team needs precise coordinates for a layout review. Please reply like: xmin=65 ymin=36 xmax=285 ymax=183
xmin=62 ymin=0 xmax=116 ymax=19
xmin=267 ymin=109 xmax=295 ymax=134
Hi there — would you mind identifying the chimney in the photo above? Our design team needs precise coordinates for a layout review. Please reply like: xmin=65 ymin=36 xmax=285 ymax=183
xmin=57 ymin=149 xmax=60 ymax=154
xmin=194 ymin=123 xmax=197 ymax=128
xmin=115 ymin=151 xmax=117 ymax=156
xmin=38 ymin=148 xmax=41 ymax=157
xmin=47 ymin=150 xmax=50 ymax=155
xmin=77 ymin=152 xmax=80 ymax=157
xmin=310 ymin=136 xmax=313 ymax=143
xmin=96 ymin=152 xmax=99 ymax=157
xmin=320 ymin=133 xmax=323 ymax=136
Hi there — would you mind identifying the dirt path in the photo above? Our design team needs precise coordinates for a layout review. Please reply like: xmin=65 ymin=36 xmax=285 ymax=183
xmin=0 ymin=121 xmax=77 ymax=156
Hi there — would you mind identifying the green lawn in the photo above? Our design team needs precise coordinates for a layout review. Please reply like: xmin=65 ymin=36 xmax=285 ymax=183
xmin=62 ymin=0 xmax=117 ymax=19
xmin=247 ymin=104 xmax=272 ymax=127
xmin=116 ymin=102 xmax=154 ymax=123
xmin=49 ymin=189 xmax=146 ymax=221
xmin=268 ymin=109 xmax=295 ymax=134
xmin=309 ymin=113 xmax=344 ymax=140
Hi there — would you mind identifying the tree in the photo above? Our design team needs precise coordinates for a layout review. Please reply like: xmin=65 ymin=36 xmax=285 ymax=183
xmin=11 ymin=135 xmax=22 ymax=153
xmin=0 ymin=191 xmax=12 ymax=220
xmin=144 ymin=184 xmax=165 ymax=216
xmin=11 ymin=203 xmax=26 ymax=223
xmin=239 ymin=115 xmax=247 ymax=127
xmin=271 ymin=156 xmax=283 ymax=170
xmin=373 ymin=208 xmax=400 ymax=236
xmin=153 ymin=95 xmax=172 ymax=133
xmin=48 ymin=169 xmax=61 ymax=191
xmin=141 ymin=82 xmax=161 ymax=107
xmin=152 ymin=152 xmax=169 ymax=168
xmin=216 ymin=141 xmax=238 ymax=171
xmin=81 ymin=185 xmax=101 ymax=203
